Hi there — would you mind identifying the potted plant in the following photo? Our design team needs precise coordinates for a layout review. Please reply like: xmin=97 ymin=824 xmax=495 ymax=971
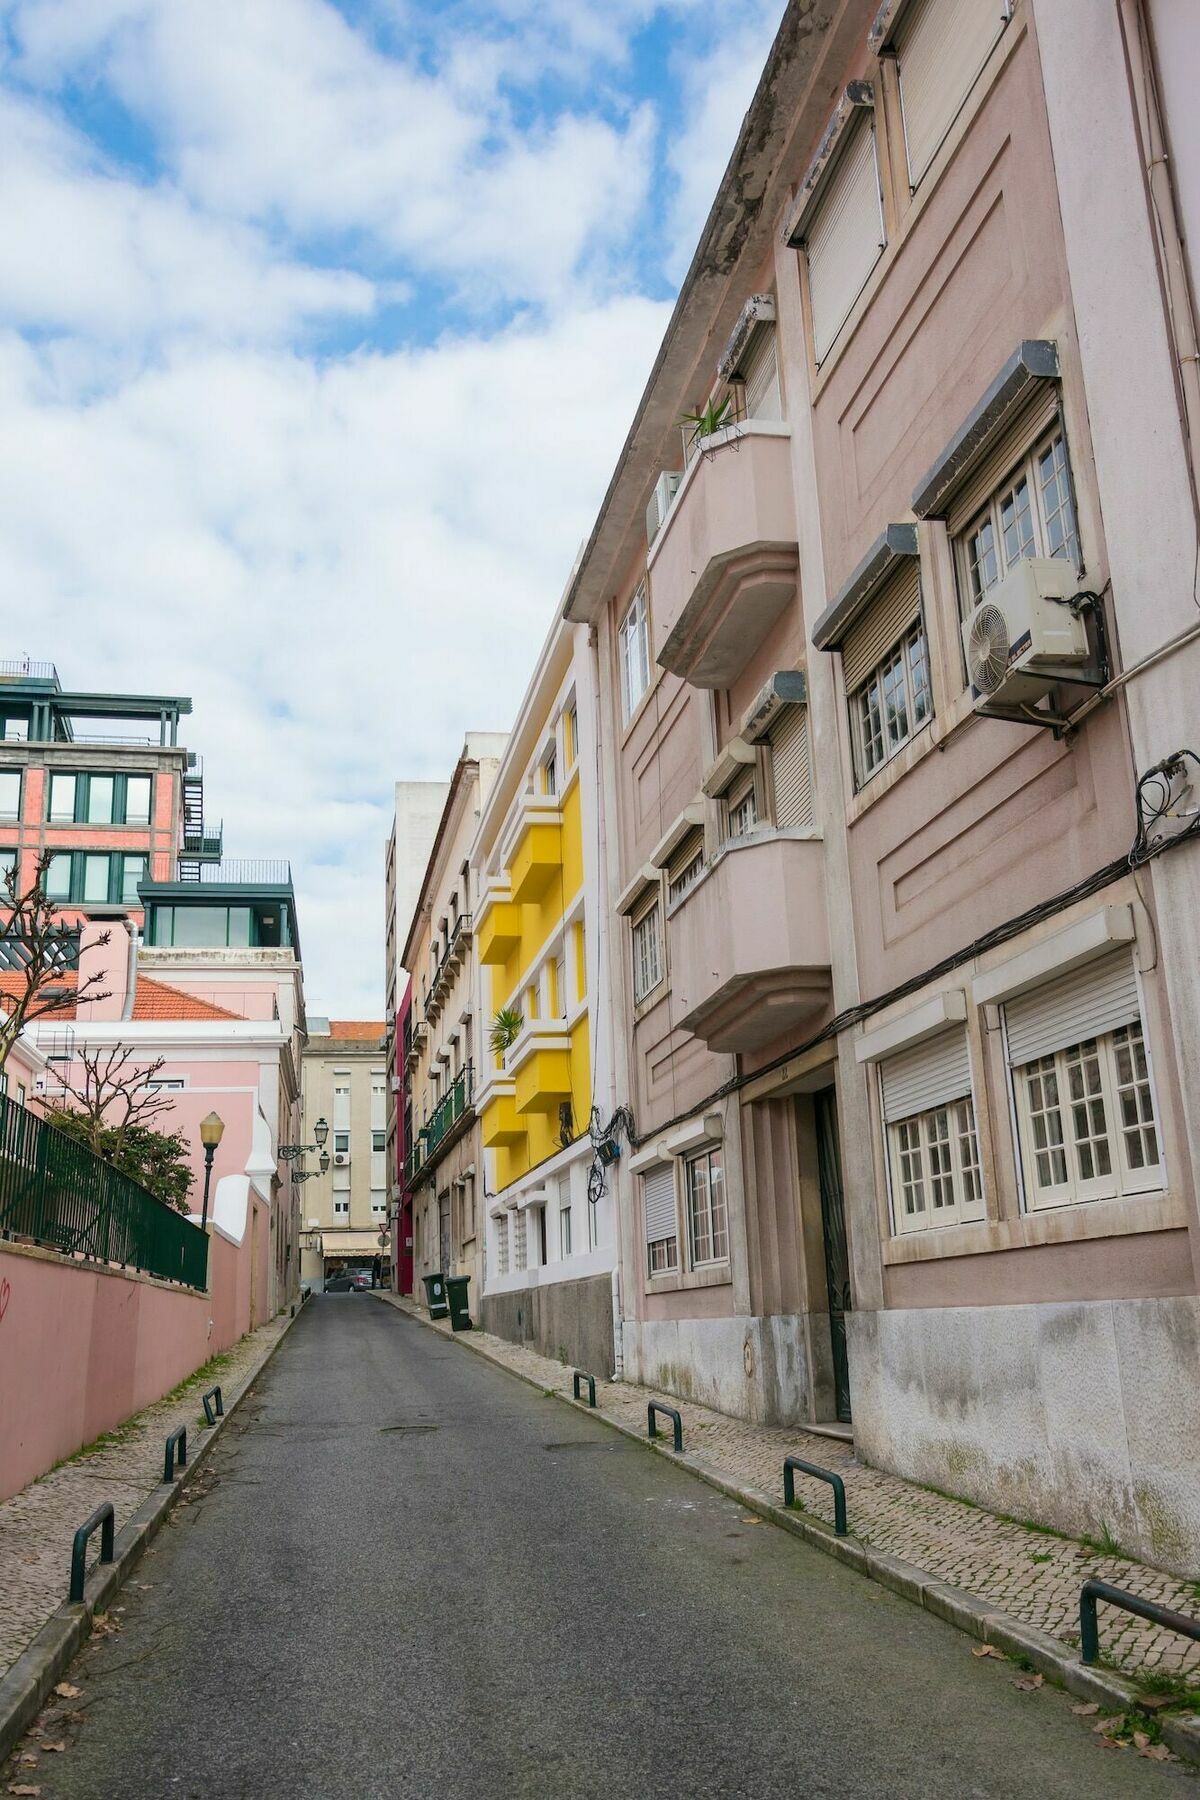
xmin=680 ymin=394 xmax=735 ymax=456
xmin=488 ymin=1004 xmax=524 ymax=1061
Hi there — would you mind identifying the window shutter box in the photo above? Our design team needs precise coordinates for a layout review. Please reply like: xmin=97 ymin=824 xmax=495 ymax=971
xmin=1004 ymin=951 xmax=1141 ymax=1067
xmin=842 ymin=560 xmax=921 ymax=694
xmin=880 ymin=1027 xmax=972 ymax=1123
xmin=769 ymin=707 xmax=814 ymax=830
xmin=945 ymin=385 xmax=1062 ymax=534
xmin=806 ymin=121 xmax=885 ymax=362
xmin=896 ymin=0 xmax=1008 ymax=187
xmin=642 ymin=1164 xmax=676 ymax=1243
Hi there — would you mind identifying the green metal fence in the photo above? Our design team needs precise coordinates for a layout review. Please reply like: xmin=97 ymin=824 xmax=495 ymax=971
xmin=0 ymin=1092 xmax=209 ymax=1288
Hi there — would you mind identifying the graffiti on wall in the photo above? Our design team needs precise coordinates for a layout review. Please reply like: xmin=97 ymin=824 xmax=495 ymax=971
xmin=0 ymin=1275 xmax=10 ymax=1323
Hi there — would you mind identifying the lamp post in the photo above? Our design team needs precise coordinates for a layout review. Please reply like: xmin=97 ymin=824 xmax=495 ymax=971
xmin=199 ymin=1111 xmax=225 ymax=1231
xmin=279 ymin=1118 xmax=329 ymax=1160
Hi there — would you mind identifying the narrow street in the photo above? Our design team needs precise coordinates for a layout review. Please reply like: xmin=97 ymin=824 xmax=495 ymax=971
xmin=22 ymin=1299 xmax=1193 ymax=1800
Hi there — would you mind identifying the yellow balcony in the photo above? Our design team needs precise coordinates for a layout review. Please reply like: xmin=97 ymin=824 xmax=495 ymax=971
xmin=478 ymin=901 xmax=522 ymax=966
xmin=508 ymin=808 xmax=562 ymax=905
xmin=512 ymin=1043 xmax=573 ymax=1116
xmin=481 ymin=1090 xmax=527 ymax=1148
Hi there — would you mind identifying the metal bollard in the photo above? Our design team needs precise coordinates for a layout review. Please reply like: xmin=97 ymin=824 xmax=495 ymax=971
xmin=783 ymin=1455 xmax=848 ymax=1536
xmin=1080 ymin=1578 xmax=1200 ymax=1666
xmin=69 ymin=1503 xmax=115 ymax=1605
xmin=201 ymin=1385 xmax=224 ymax=1428
xmin=163 ymin=1424 xmax=188 ymax=1483
xmin=572 ymin=1371 xmax=597 ymax=1408
xmin=647 ymin=1400 xmax=683 ymax=1453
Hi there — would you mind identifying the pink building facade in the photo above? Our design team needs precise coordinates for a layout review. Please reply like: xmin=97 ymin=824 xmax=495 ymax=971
xmin=565 ymin=0 xmax=1200 ymax=1570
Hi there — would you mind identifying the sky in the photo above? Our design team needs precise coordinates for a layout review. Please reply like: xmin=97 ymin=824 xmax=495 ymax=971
xmin=0 ymin=0 xmax=785 ymax=1015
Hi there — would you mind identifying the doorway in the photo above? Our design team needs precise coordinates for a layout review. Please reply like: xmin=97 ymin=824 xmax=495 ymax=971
xmin=813 ymin=1087 xmax=852 ymax=1424
xmin=438 ymin=1193 xmax=451 ymax=1276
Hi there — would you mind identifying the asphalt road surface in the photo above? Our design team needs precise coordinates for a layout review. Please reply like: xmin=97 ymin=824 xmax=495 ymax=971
xmin=14 ymin=1296 xmax=1194 ymax=1799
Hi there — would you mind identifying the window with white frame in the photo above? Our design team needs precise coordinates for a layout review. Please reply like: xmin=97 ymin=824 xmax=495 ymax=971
xmin=842 ymin=561 xmax=931 ymax=788
xmin=334 ymin=1198 xmax=349 ymax=1216
xmin=542 ymin=746 xmax=557 ymax=796
xmin=631 ymin=895 xmax=664 ymax=1004
xmin=955 ymin=425 xmax=1080 ymax=623
xmin=724 ymin=767 xmax=759 ymax=840
xmin=685 ymin=1146 xmax=728 ymax=1265
xmin=892 ymin=0 xmax=1011 ymax=190
xmin=564 ymin=701 xmax=578 ymax=767
xmin=619 ymin=586 xmax=651 ymax=720
xmin=642 ymin=1162 xmax=678 ymax=1274
xmin=559 ymin=1199 xmax=572 ymax=1259
xmin=667 ymin=829 xmax=704 ymax=905
xmin=802 ymin=114 xmax=886 ymax=364
xmin=1005 ymin=952 xmax=1162 ymax=1210
xmin=880 ymin=1027 xmax=984 ymax=1234
xmin=371 ymin=1195 xmax=386 ymax=1216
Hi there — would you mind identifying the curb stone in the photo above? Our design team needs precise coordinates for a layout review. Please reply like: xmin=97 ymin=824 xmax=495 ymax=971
xmin=375 ymin=1291 xmax=1200 ymax=1767
xmin=0 ymin=1295 xmax=308 ymax=1766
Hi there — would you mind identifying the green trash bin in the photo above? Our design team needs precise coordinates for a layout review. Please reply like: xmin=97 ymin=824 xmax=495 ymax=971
xmin=422 ymin=1272 xmax=449 ymax=1319
xmin=445 ymin=1274 xmax=472 ymax=1332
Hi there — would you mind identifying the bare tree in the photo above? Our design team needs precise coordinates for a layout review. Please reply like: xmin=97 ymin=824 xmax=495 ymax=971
xmin=52 ymin=1044 xmax=177 ymax=1158
xmin=0 ymin=851 xmax=112 ymax=1073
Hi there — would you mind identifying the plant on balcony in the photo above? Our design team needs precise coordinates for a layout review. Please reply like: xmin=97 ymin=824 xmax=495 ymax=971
xmin=488 ymin=1004 xmax=523 ymax=1059
xmin=680 ymin=394 xmax=734 ymax=454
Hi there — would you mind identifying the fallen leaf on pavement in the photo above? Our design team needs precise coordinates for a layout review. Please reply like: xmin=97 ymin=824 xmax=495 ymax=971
xmin=1137 ymin=1694 xmax=1172 ymax=1711
xmin=1013 ymin=1674 xmax=1044 ymax=1691
xmin=40 ymin=1746 xmax=66 ymax=1756
xmin=8 ymin=1785 xmax=41 ymax=1795
xmin=1132 ymin=1731 xmax=1151 ymax=1751
xmin=1098 ymin=1737 xmax=1123 ymax=1751
xmin=1139 ymin=1745 xmax=1173 ymax=1761
xmin=1093 ymin=1715 xmax=1125 ymax=1734
xmin=16 ymin=1755 xmax=37 ymax=1767
xmin=739 ymin=1516 xmax=763 ymax=1525
xmin=52 ymin=1684 xmax=81 ymax=1700
xmin=1071 ymin=1702 xmax=1100 ymax=1715
xmin=972 ymin=1645 xmax=1003 ymax=1658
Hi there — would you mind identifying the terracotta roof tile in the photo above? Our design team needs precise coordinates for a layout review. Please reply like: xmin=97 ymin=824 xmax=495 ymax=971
xmin=326 ymin=1020 xmax=386 ymax=1040
xmin=131 ymin=978 xmax=243 ymax=1022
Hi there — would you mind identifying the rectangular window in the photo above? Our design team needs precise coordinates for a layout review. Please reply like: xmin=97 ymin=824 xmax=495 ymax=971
xmin=45 ymin=852 xmax=72 ymax=900
xmin=334 ymin=1131 xmax=350 ymax=1154
xmin=553 ymin=955 xmax=566 ymax=1017
xmin=667 ymin=830 xmax=704 ymax=905
xmin=642 ymin=1163 xmax=678 ymax=1275
xmin=371 ymin=1194 xmax=386 ymax=1216
xmin=121 ymin=855 xmax=146 ymax=905
xmin=1005 ymin=952 xmax=1162 ymax=1209
xmin=542 ymin=750 xmax=557 ymax=797
xmin=0 ymin=770 xmax=18 ymax=820
xmin=881 ymin=1026 xmax=983 ymax=1234
xmin=741 ymin=325 xmax=782 ymax=422
xmin=685 ymin=1147 xmax=728 ymax=1266
xmin=48 ymin=772 xmax=76 ymax=823
xmin=631 ymin=898 xmax=664 ymax=1004
xmin=86 ymin=775 xmax=115 ymax=824
xmin=803 ymin=117 xmax=886 ymax=363
xmin=894 ymin=0 xmax=1010 ymax=189
xmin=513 ymin=1209 xmax=527 ymax=1272
xmin=619 ymin=586 xmax=651 ymax=721
xmin=559 ymin=1203 xmax=572 ymax=1259
xmin=334 ymin=1198 xmax=349 ymax=1216
xmin=82 ymin=853 xmax=110 ymax=904
xmin=496 ymin=1214 xmax=510 ymax=1277
xmin=565 ymin=702 xmax=578 ymax=767
xmin=125 ymin=774 xmax=153 ymax=825
xmin=724 ymin=770 xmax=759 ymax=840
xmin=850 ymin=622 xmax=931 ymax=785
xmin=955 ymin=428 xmax=1081 ymax=622
xmin=372 ymin=1130 xmax=385 ymax=1152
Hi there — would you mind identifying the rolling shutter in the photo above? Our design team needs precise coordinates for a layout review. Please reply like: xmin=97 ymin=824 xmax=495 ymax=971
xmin=880 ymin=1027 xmax=973 ymax=1123
xmin=642 ymin=1163 xmax=677 ymax=1244
xmin=896 ymin=0 xmax=1009 ymax=188
xmin=769 ymin=707 xmax=814 ymax=830
xmin=1004 ymin=951 xmax=1141 ymax=1067
xmin=743 ymin=327 xmax=782 ymax=421
xmin=842 ymin=560 xmax=921 ymax=693
xmin=806 ymin=121 xmax=886 ymax=363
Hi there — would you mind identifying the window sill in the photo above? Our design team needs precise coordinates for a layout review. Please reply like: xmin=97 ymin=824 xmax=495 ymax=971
xmin=845 ymin=716 xmax=942 ymax=823
xmin=882 ymin=1187 xmax=1185 ymax=1265
xmin=633 ymin=980 xmax=668 ymax=1024
xmin=644 ymin=1262 xmax=732 ymax=1296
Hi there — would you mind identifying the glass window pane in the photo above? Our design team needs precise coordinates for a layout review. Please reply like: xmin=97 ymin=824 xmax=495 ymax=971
xmin=45 ymin=852 xmax=72 ymax=900
xmin=86 ymin=776 xmax=114 ymax=824
xmin=967 ymin=516 xmax=998 ymax=601
xmin=0 ymin=770 xmax=19 ymax=819
xmin=1000 ymin=474 xmax=1035 ymax=565
xmin=82 ymin=854 xmax=111 ymax=903
xmin=124 ymin=775 xmax=152 ymax=825
xmin=121 ymin=855 xmax=146 ymax=905
xmin=1038 ymin=435 xmax=1080 ymax=564
xmin=48 ymin=773 xmax=75 ymax=822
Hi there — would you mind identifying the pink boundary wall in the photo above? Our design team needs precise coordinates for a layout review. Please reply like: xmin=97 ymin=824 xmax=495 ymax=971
xmin=0 ymin=1198 xmax=269 ymax=1503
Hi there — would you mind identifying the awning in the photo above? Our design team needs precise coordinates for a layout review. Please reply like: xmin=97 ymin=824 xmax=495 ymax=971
xmin=319 ymin=1231 xmax=386 ymax=1257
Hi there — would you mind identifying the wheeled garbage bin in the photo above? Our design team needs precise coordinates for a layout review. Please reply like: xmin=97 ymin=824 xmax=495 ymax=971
xmin=421 ymin=1272 xmax=449 ymax=1319
xmin=445 ymin=1275 xmax=472 ymax=1332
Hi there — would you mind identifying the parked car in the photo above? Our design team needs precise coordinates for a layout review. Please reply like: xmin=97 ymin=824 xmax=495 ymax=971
xmin=351 ymin=1269 xmax=373 ymax=1291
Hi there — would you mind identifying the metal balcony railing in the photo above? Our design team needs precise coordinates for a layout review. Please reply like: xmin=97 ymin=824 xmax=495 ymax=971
xmin=406 ymin=1064 xmax=475 ymax=1184
xmin=171 ymin=858 xmax=292 ymax=887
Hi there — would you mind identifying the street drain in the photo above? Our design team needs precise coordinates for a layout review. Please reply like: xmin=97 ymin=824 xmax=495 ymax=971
xmin=379 ymin=1423 xmax=439 ymax=1434
xmin=543 ymin=1441 xmax=611 ymax=1451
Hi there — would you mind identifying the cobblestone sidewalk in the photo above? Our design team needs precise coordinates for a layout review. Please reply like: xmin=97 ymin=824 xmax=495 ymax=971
xmin=0 ymin=1310 xmax=293 ymax=1679
xmin=380 ymin=1294 xmax=1200 ymax=1688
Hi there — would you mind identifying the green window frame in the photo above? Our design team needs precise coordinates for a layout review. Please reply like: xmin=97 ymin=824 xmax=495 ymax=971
xmin=0 ymin=769 xmax=21 ymax=821
xmin=42 ymin=850 xmax=147 ymax=906
xmin=46 ymin=771 xmax=154 ymax=826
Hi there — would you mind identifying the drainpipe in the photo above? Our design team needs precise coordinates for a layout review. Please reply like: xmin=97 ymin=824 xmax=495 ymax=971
xmin=121 ymin=926 xmax=140 ymax=1022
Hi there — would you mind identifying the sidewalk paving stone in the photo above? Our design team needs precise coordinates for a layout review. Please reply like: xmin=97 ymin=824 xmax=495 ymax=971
xmin=0 ymin=1311 xmax=292 ymax=1680
xmin=381 ymin=1294 xmax=1200 ymax=1688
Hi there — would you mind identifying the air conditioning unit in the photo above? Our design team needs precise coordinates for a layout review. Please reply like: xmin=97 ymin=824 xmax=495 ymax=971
xmin=390 ymin=1074 xmax=402 ymax=1093
xmin=962 ymin=558 xmax=1089 ymax=709
xmin=334 ymin=1152 xmax=349 ymax=1166
xmin=645 ymin=469 xmax=682 ymax=545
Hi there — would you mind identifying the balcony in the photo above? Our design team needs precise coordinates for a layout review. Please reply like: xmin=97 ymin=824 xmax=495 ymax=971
xmin=408 ymin=1064 xmax=475 ymax=1183
xmin=478 ymin=900 xmax=522 ymax=965
xmin=425 ymin=913 xmax=472 ymax=1020
xmin=669 ymin=833 xmax=831 ymax=1052
xmin=480 ymin=1085 xmax=527 ymax=1149
xmin=648 ymin=423 xmax=799 ymax=690
xmin=505 ymin=799 xmax=563 ymax=905
xmin=508 ymin=1022 xmax=572 ymax=1116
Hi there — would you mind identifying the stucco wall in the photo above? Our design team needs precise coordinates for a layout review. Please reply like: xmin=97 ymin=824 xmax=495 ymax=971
xmin=481 ymin=1271 xmax=616 ymax=1379
xmin=623 ymin=1312 xmax=812 ymax=1428
xmin=847 ymin=1296 xmax=1200 ymax=1575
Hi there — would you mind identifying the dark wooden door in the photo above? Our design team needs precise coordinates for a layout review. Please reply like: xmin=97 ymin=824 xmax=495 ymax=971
xmin=814 ymin=1087 xmax=852 ymax=1424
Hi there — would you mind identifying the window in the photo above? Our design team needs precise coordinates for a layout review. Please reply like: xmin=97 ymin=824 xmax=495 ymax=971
xmin=803 ymin=117 xmax=886 ymax=363
xmin=559 ymin=1201 xmax=572 ymax=1259
xmin=565 ymin=702 xmax=578 ymax=767
xmin=46 ymin=771 xmax=155 ymax=826
xmin=372 ymin=1130 xmax=385 ymax=1153
xmin=334 ymin=1198 xmax=349 ymax=1217
xmin=86 ymin=775 xmax=114 ymax=825
xmin=513 ymin=1209 xmax=527 ymax=1272
xmin=619 ymin=586 xmax=651 ymax=720
xmin=851 ymin=623 xmax=931 ymax=784
xmin=769 ymin=708 xmax=814 ymax=831
xmin=725 ymin=770 xmax=759 ymax=840
xmin=145 ymin=1077 xmax=185 ymax=1092
xmin=643 ymin=1163 xmax=678 ymax=1274
xmin=121 ymin=855 xmax=146 ymax=905
xmin=0 ymin=770 xmax=18 ymax=819
xmin=667 ymin=830 xmax=704 ymax=905
xmin=1005 ymin=953 xmax=1161 ymax=1209
xmin=0 ymin=847 xmax=17 ymax=890
xmin=553 ymin=955 xmax=566 ymax=1017
xmin=125 ymin=775 xmax=152 ymax=825
xmin=45 ymin=853 xmax=71 ymax=900
xmin=542 ymin=749 xmax=557 ymax=797
xmin=371 ymin=1195 xmax=386 ymax=1216
xmin=893 ymin=0 xmax=1010 ymax=189
xmin=496 ymin=1214 xmax=510 ymax=1276
xmin=49 ymin=773 xmax=76 ymax=822
xmin=685 ymin=1147 xmax=728 ymax=1266
xmin=334 ymin=1131 xmax=350 ymax=1154
xmin=955 ymin=428 xmax=1080 ymax=621
xmin=631 ymin=898 xmax=664 ymax=1004
xmin=881 ymin=1026 xmax=984 ymax=1234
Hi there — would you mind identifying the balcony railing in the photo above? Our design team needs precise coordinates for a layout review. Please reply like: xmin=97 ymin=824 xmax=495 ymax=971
xmin=170 ymin=858 xmax=292 ymax=887
xmin=0 ymin=659 xmax=58 ymax=682
xmin=406 ymin=1063 xmax=474 ymax=1185
xmin=424 ymin=913 xmax=473 ymax=1021
xmin=0 ymin=1094 xmax=209 ymax=1288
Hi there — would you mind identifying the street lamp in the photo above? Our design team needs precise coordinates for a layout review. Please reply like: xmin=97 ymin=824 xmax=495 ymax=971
xmin=279 ymin=1117 xmax=329 ymax=1160
xmin=292 ymin=1152 xmax=331 ymax=1184
xmin=198 ymin=1111 xmax=225 ymax=1231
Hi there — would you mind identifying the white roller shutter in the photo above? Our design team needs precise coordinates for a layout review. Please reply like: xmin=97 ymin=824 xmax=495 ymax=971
xmin=743 ymin=327 xmax=782 ymax=421
xmin=842 ymin=560 xmax=922 ymax=694
xmin=896 ymin=0 xmax=1010 ymax=188
xmin=642 ymin=1163 xmax=677 ymax=1243
xmin=1004 ymin=951 xmax=1141 ymax=1067
xmin=806 ymin=121 xmax=886 ymax=363
xmin=769 ymin=707 xmax=814 ymax=830
xmin=880 ymin=1027 xmax=972 ymax=1123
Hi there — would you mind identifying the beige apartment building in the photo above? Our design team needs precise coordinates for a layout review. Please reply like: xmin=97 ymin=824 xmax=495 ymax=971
xmin=563 ymin=0 xmax=1200 ymax=1571
xmin=402 ymin=734 xmax=507 ymax=1302
xmin=300 ymin=1019 xmax=388 ymax=1285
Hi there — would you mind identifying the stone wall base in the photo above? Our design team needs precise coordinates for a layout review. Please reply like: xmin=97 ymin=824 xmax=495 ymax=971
xmin=481 ymin=1273 xmax=616 ymax=1378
